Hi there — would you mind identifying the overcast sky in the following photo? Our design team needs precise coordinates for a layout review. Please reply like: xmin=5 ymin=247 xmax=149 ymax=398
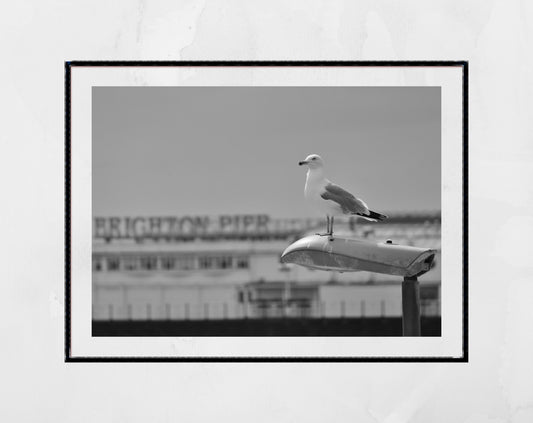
xmin=93 ymin=86 xmax=440 ymax=218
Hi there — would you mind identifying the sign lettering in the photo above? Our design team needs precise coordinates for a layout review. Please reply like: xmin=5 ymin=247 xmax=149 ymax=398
xmin=92 ymin=214 xmax=293 ymax=239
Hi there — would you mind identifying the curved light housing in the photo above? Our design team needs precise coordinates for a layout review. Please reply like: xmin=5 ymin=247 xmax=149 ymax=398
xmin=280 ymin=235 xmax=436 ymax=277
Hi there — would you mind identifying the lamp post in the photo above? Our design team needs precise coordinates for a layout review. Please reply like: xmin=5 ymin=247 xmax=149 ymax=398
xmin=280 ymin=235 xmax=435 ymax=336
xmin=402 ymin=276 xmax=421 ymax=336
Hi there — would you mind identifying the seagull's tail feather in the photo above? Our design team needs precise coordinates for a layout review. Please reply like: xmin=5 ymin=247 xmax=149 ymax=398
xmin=356 ymin=210 xmax=388 ymax=222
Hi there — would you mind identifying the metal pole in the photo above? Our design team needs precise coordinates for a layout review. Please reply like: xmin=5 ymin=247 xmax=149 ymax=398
xmin=402 ymin=276 xmax=421 ymax=336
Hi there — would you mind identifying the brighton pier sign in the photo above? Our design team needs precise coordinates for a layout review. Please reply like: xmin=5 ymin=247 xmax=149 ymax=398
xmin=93 ymin=215 xmax=304 ymax=239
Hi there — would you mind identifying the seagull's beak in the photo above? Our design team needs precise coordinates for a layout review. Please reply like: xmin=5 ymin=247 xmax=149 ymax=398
xmin=298 ymin=161 xmax=308 ymax=166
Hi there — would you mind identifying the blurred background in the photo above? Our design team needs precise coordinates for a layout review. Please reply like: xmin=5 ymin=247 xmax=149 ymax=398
xmin=92 ymin=86 xmax=441 ymax=336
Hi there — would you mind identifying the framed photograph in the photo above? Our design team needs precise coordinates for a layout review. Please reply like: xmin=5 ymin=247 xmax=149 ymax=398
xmin=65 ymin=61 xmax=467 ymax=361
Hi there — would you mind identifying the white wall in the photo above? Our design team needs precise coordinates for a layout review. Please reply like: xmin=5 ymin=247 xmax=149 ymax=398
xmin=3 ymin=1 xmax=532 ymax=422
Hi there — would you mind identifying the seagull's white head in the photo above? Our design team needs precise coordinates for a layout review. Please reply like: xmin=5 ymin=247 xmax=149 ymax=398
xmin=298 ymin=154 xmax=324 ymax=169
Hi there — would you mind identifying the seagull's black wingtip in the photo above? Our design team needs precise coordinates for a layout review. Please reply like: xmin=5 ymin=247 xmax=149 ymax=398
xmin=365 ymin=210 xmax=388 ymax=221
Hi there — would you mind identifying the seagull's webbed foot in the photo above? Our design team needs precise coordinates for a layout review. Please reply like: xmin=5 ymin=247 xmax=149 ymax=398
xmin=315 ymin=230 xmax=334 ymax=240
xmin=316 ymin=216 xmax=335 ymax=238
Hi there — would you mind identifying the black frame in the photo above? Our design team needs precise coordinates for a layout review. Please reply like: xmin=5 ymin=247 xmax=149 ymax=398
xmin=65 ymin=60 xmax=468 ymax=362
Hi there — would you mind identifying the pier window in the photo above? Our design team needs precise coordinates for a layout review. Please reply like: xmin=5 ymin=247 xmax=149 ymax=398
xmin=106 ymin=256 xmax=120 ymax=271
xmin=161 ymin=256 xmax=176 ymax=270
xmin=93 ymin=257 xmax=103 ymax=271
xmin=176 ymin=256 xmax=195 ymax=270
xmin=140 ymin=256 xmax=157 ymax=270
xmin=123 ymin=256 xmax=139 ymax=271
xmin=236 ymin=256 xmax=249 ymax=269
xmin=198 ymin=256 xmax=214 ymax=269
xmin=219 ymin=256 xmax=233 ymax=269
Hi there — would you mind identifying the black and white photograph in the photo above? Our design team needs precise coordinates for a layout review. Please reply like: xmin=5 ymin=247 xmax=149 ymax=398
xmin=91 ymin=85 xmax=442 ymax=337
xmin=67 ymin=62 xmax=466 ymax=360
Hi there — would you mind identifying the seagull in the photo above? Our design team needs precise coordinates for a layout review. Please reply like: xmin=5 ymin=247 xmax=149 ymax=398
xmin=298 ymin=154 xmax=387 ymax=236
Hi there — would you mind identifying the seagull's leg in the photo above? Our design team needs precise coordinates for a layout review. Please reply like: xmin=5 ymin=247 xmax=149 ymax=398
xmin=329 ymin=216 xmax=334 ymax=236
xmin=316 ymin=216 xmax=330 ymax=236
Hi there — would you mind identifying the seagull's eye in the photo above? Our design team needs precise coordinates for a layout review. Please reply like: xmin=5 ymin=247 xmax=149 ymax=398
xmin=312 ymin=157 xmax=316 ymax=160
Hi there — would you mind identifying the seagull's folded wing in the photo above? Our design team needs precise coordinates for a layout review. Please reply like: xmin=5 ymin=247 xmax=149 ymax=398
xmin=321 ymin=182 xmax=370 ymax=215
